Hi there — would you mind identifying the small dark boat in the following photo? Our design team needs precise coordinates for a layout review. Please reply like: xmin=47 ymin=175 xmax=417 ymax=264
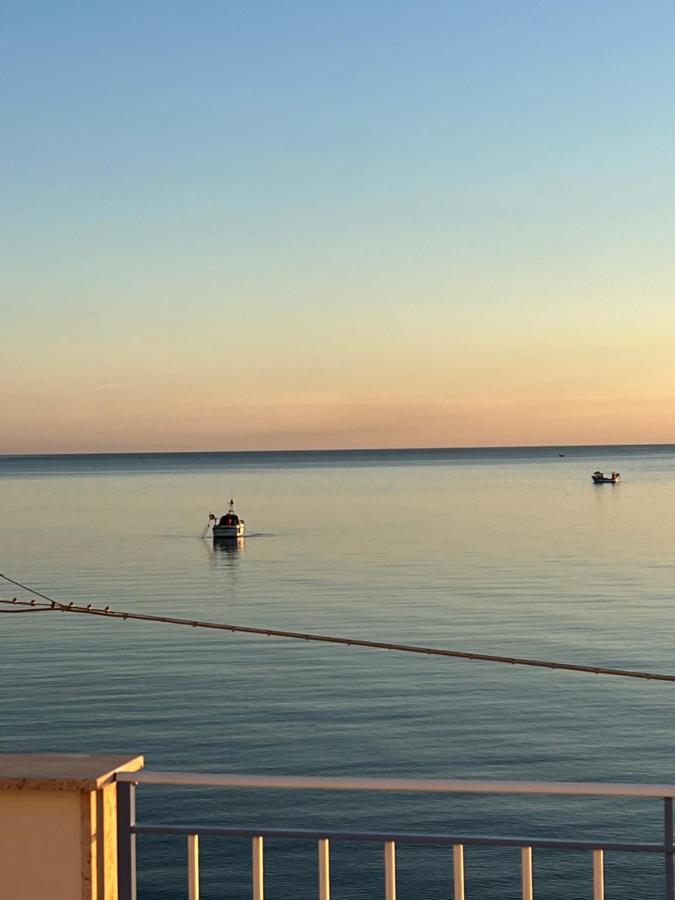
xmin=208 ymin=498 xmax=245 ymax=538
xmin=592 ymin=470 xmax=620 ymax=484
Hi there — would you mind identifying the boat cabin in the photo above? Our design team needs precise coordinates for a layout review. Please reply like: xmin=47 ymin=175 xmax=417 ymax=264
xmin=208 ymin=498 xmax=246 ymax=538
xmin=218 ymin=512 xmax=239 ymax=527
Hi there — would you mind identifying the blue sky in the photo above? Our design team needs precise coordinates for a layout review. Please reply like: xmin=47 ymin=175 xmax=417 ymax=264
xmin=3 ymin=1 xmax=675 ymax=451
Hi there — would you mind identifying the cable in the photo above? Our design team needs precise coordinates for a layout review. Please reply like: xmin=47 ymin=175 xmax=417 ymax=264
xmin=0 ymin=573 xmax=64 ymax=606
xmin=1 ymin=573 xmax=673 ymax=683
xmin=0 ymin=607 xmax=55 ymax=614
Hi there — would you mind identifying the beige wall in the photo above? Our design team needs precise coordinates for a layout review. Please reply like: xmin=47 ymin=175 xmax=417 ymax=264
xmin=0 ymin=754 xmax=143 ymax=900
xmin=0 ymin=789 xmax=83 ymax=899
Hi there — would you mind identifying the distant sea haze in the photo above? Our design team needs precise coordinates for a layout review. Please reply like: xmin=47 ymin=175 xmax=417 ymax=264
xmin=1 ymin=442 xmax=673 ymax=477
xmin=3 ymin=444 xmax=675 ymax=898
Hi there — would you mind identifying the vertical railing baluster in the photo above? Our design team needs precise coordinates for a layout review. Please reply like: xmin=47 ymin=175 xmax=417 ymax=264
xmin=665 ymin=798 xmax=674 ymax=900
xmin=453 ymin=844 xmax=465 ymax=900
xmin=521 ymin=846 xmax=533 ymax=900
xmin=187 ymin=834 xmax=199 ymax=900
xmin=252 ymin=836 xmax=264 ymax=900
xmin=593 ymin=849 xmax=604 ymax=900
xmin=117 ymin=780 xmax=137 ymax=900
xmin=318 ymin=838 xmax=330 ymax=900
xmin=384 ymin=841 xmax=396 ymax=900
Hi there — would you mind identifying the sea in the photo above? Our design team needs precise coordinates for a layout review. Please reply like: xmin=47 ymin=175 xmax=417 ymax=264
xmin=2 ymin=445 xmax=675 ymax=899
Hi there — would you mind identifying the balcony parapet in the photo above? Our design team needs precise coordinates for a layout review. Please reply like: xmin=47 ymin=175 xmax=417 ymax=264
xmin=0 ymin=752 xmax=143 ymax=900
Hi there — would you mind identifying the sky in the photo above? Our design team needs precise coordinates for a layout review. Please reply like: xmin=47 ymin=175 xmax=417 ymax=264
xmin=2 ymin=1 xmax=675 ymax=453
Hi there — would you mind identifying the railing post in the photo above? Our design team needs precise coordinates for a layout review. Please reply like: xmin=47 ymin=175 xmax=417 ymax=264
xmin=188 ymin=834 xmax=200 ymax=900
xmin=521 ymin=846 xmax=533 ymax=900
xmin=384 ymin=841 xmax=396 ymax=900
xmin=665 ymin=798 xmax=674 ymax=900
xmin=252 ymin=836 xmax=264 ymax=900
xmin=453 ymin=844 xmax=465 ymax=900
xmin=593 ymin=849 xmax=604 ymax=900
xmin=117 ymin=780 xmax=137 ymax=900
xmin=318 ymin=838 xmax=330 ymax=900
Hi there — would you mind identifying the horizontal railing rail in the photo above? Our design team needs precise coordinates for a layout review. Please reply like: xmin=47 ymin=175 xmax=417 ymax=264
xmin=116 ymin=771 xmax=675 ymax=900
xmin=132 ymin=822 xmax=665 ymax=853
xmin=117 ymin=769 xmax=675 ymax=797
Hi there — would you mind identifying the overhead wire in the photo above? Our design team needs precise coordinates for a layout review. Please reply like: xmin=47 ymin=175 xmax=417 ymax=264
xmin=0 ymin=607 xmax=55 ymax=614
xmin=1 ymin=572 xmax=673 ymax=684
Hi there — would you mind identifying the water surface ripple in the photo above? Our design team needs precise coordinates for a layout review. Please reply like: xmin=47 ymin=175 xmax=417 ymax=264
xmin=1 ymin=446 xmax=674 ymax=898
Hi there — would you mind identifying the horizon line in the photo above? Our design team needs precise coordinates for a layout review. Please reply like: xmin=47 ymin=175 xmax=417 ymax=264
xmin=2 ymin=441 xmax=675 ymax=459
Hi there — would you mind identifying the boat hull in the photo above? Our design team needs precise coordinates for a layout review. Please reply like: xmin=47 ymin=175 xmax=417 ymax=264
xmin=213 ymin=523 xmax=245 ymax=539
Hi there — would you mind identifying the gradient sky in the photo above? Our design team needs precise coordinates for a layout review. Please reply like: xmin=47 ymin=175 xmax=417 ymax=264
xmin=3 ymin=1 xmax=675 ymax=452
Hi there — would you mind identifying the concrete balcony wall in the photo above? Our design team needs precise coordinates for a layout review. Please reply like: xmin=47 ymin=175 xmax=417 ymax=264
xmin=0 ymin=754 xmax=143 ymax=900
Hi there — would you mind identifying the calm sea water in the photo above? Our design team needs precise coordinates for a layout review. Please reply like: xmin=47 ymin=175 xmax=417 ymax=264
xmin=2 ymin=445 xmax=675 ymax=899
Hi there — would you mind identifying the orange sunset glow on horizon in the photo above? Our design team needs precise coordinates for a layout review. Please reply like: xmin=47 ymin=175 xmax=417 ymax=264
xmin=3 ymin=3 xmax=674 ymax=455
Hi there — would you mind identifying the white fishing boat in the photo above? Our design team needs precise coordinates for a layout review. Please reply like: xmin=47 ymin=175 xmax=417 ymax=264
xmin=592 ymin=470 xmax=620 ymax=484
xmin=209 ymin=498 xmax=245 ymax=538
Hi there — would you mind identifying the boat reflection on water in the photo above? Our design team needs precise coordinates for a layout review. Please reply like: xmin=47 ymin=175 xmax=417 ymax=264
xmin=213 ymin=536 xmax=245 ymax=556
xmin=201 ymin=534 xmax=244 ymax=576
xmin=206 ymin=536 xmax=243 ymax=601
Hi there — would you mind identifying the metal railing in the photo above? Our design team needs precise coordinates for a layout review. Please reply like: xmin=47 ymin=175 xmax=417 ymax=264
xmin=116 ymin=771 xmax=675 ymax=900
